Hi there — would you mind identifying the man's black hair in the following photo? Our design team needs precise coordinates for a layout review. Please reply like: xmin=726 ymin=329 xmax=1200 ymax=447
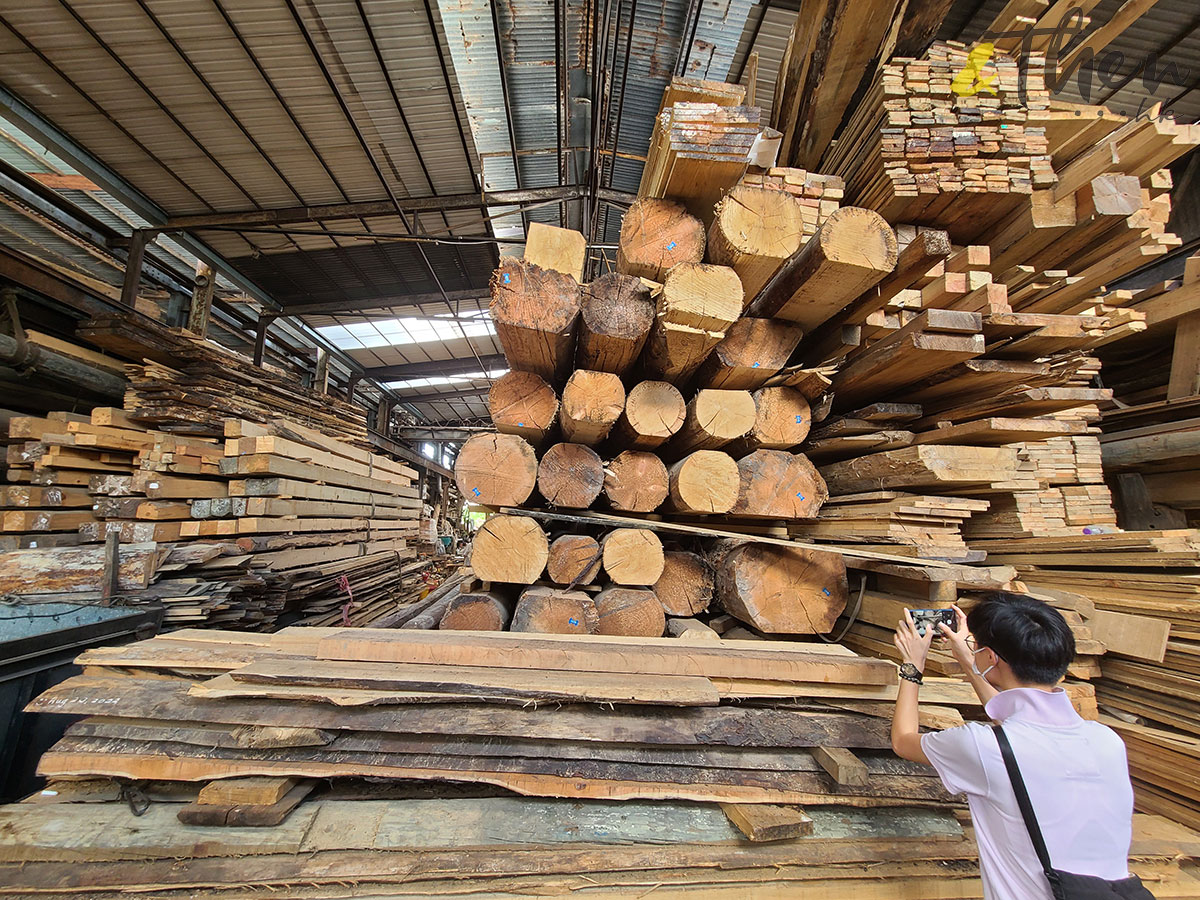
xmin=966 ymin=591 xmax=1075 ymax=685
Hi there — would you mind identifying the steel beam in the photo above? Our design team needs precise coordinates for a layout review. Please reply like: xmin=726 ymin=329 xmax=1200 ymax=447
xmin=368 ymin=430 xmax=454 ymax=479
xmin=367 ymin=354 xmax=507 ymax=381
xmin=283 ymin=288 xmax=487 ymax=316
xmin=395 ymin=425 xmax=494 ymax=441
xmin=162 ymin=186 xmax=635 ymax=230
xmin=393 ymin=385 xmax=491 ymax=404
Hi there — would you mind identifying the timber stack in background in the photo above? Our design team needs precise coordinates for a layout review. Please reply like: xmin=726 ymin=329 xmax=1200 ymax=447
xmin=0 ymin=312 xmax=452 ymax=630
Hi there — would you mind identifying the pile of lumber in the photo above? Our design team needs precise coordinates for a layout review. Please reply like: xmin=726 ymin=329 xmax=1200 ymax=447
xmin=2 ymin=408 xmax=426 ymax=629
xmin=8 ymin=628 xmax=1199 ymax=898
xmin=78 ymin=314 xmax=368 ymax=445
xmin=821 ymin=42 xmax=1055 ymax=232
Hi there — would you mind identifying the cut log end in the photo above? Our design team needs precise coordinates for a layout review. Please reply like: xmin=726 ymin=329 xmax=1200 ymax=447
xmin=601 ymin=528 xmax=666 ymax=586
xmin=654 ymin=550 xmax=715 ymax=616
xmin=488 ymin=371 xmax=559 ymax=445
xmin=469 ymin=515 xmax=549 ymax=584
xmin=537 ymin=443 xmax=605 ymax=509
xmin=454 ymin=434 xmax=538 ymax=507
xmin=546 ymin=534 xmax=602 ymax=586
xmin=578 ymin=274 xmax=655 ymax=376
xmin=612 ymin=381 xmax=686 ymax=450
xmin=439 ymin=591 xmax=515 ymax=631
xmin=616 ymin=197 xmax=706 ymax=283
xmin=594 ymin=587 xmax=667 ymax=637
xmin=666 ymin=451 xmax=740 ymax=515
xmin=603 ymin=450 xmax=669 ymax=512
xmin=511 ymin=586 xmax=599 ymax=635
xmin=716 ymin=544 xmax=848 ymax=634
xmin=731 ymin=450 xmax=828 ymax=519
xmin=559 ymin=370 xmax=626 ymax=445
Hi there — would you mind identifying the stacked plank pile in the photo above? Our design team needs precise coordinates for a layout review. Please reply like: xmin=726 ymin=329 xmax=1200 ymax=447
xmin=78 ymin=314 xmax=368 ymax=445
xmin=2 ymin=407 xmax=424 ymax=629
xmin=820 ymin=42 xmax=1055 ymax=234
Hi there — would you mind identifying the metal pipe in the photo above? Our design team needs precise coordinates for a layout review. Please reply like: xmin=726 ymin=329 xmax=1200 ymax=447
xmin=0 ymin=331 xmax=127 ymax=398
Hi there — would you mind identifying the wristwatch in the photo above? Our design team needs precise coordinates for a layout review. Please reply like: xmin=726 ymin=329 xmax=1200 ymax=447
xmin=898 ymin=662 xmax=924 ymax=685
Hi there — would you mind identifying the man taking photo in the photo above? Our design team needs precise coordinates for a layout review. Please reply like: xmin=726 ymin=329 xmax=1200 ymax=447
xmin=891 ymin=591 xmax=1154 ymax=899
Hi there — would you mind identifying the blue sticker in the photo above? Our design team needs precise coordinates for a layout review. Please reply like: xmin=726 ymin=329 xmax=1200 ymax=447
xmin=569 ymin=618 xmax=579 ymax=626
xmin=517 ymin=422 xmax=524 ymax=427
xmin=502 ymin=272 xmax=511 ymax=283
xmin=797 ymin=493 xmax=805 ymax=500
xmin=666 ymin=241 xmax=677 ymax=250
xmin=795 ymin=415 xmax=804 ymax=423
xmin=821 ymin=587 xmax=830 ymax=596
xmin=471 ymin=487 xmax=481 ymax=497
xmin=751 ymin=362 xmax=760 ymax=368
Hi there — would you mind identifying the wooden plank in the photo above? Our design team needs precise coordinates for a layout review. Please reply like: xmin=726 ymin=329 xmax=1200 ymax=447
xmin=813 ymin=746 xmax=869 ymax=786
xmin=720 ymin=803 xmax=814 ymax=842
xmin=198 ymin=776 xmax=298 ymax=806
xmin=1089 ymin=609 xmax=1169 ymax=662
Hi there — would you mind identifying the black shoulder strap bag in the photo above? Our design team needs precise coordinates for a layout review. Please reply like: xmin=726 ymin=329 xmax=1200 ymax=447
xmin=992 ymin=724 xmax=1155 ymax=900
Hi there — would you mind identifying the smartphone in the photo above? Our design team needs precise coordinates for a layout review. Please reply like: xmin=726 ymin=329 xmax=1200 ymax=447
xmin=909 ymin=608 xmax=955 ymax=638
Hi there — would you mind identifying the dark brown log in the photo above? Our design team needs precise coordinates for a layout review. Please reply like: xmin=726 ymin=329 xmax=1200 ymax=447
xmin=487 ymin=371 xmax=559 ymax=446
xmin=454 ymin=433 xmax=538 ymax=507
xmin=746 ymin=208 xmax=898 ymax=331
xmin=716 ymin=544 xmax=848 ymax=634
xmin=577 ymin=274 xmax=654 ymax=375
xmin=469 ymin=515 xmax=548 ymax=584
xmin=654 ymin=551 xmax=715 ymax=616
xmin=730 ymin=450 xmax=828 ymax=519
xmin=726 ymin=387 xmax=812 ymax=456
xmin=439 ymin=591 xmax=516 ymax=631
xmin=663 ymin=389 xmax=756 ymax=459
xmin=537 ymin=443 xmax=605 ymax=509
xmin=603 ymin=450 xmax=669 ymax=512
xmin=558 ymin=371 xmax=625 ymax=445
xmin=511 ymin=586 xmax=599 ymax=635
xmin=707 ymin=185 xmax=806 ymax=301
xmin=600 ymin=528 xmax=665 ymax=585
xmin=609 ymin=381 xmax=686 ymax=450
xmin=545 ymin=534 xmax=602 ymax=586
xmin=665 ymin=451 xmax=740 ymax=514
xmin=490 ymin=257 xmax=582 ymax=384
xmin=594 ymin=587 xmax=667 ymax=637
xmin=691 ymin=318 xmax=806 ymax=391
xmin=616 ymin=197 xmax=706 ymax=282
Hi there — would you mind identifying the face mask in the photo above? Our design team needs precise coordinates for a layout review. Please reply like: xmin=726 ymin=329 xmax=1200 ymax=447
xmin=971 ymin=647 xmax=997 ymax=679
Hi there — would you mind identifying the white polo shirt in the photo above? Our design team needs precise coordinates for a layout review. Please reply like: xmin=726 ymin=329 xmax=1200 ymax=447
xmin=921 ymin=687 xmax=1134 ymax=900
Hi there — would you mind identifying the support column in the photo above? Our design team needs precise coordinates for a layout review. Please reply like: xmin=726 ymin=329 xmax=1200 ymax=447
xmin=119 ymin=229 xmax=155 ymax=308
xmin=186 ymin=261 xmax=215 ymax=336
xmin=253 ymin=314 xmax=276 ymax=367
xmin=314 ymin=348 xmax=330 ymax=394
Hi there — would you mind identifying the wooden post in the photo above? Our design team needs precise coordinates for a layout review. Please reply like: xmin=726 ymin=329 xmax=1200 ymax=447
xmin=537 ymin=442 xmax=605 ymax=508
xmin=469 ymin=514 xmax=549 ymax=583
xmin=715 ymin=543 xmax=848 ymax=634
xmin=747 ymin=207 xmax=898 ymax=330
xmin=186 ymin=261 xmax=215 ymax=336
xmin=577 ymin=273 xmax=654 ymax=376
xmin=374 ymin=397 xmax=392 ymax=434
xmin=665 ymin=450 xmax=740 ymax=514
xmin=730 ymin=450 xmax=828 ymax=519
xmin=490 ymin=257 xmax=582 ymax=384
xmin=119 ymin=228 xmax=153 ymax=308
xmin=640 ymin=263 xmax=744 ymax=385
xmin=663 ymin=389 xmax=757 ymax=459
xmin=600 ymin=528 xmax=665 ymax=585
xmin=603 ymin=450 xmax=669 ymax=512
xmin=707 ymin=185 xmax=806 ymax=302
xmin=454 ymin=433 xmax=539 ymax=507
xmin=559 ymin=370 xmax=626 ymax=445
xmin=609 ymin=381 xmax=686 ymax=450
xmin=511 ymin=586 xmax=599 ymax=634
xmin=488 ymin=370 xmax=559 ymax=446
xmin=691 ymin=318 xmax=806 ymax=391
xmin=314 ymin=348 xmax=330 ymax=395
xmin=654 ymin=550 xmax=714 ymax=616
xmin=594 ymin=587 xmax=666 ymax=637
xmin=616 ymin=197 xmax=706 ymax=282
